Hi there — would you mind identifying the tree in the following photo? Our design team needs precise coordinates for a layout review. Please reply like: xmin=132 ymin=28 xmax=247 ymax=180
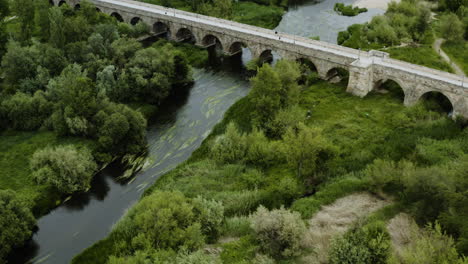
xmin=440 ymin=13 xmax=465 ymax=43
xmin=35 ymin=0 xmax=51 ymax=41
xmin=250 ymin=64 xmax=282 ymax=128
xmin=10 ymin=0 xmax=35 ymax=42
xmin=0 ymin=91 xmax=52 ymax=130
xmin=47 ymin=64 xmax=99 ymax=136
xmin=281 ymin=123 xmax=334 ymax=181
xmin=49 ymin=6 xmax=66 ymax=49
xmin=0 ymin=190 xmax=36 ymax=262
xmin=30 ymin=145 xmax=97 ymax=193
xmin=1 ymin=41 xmax=38 ymax=87
xmin=250 ymin=206 xmax=308 ymax=259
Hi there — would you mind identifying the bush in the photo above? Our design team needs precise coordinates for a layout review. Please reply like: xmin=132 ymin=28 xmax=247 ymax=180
xmin=0 ymin=91 xmax=52 ymax=130
xmin=192 ymin=196 xmax=224 ymax=242
xmin=30 ymin=145 xmax=97 ymax=193
xmin=250 ymin=206 xmax=309 ymax=259
xmin=0 ymin=190 xmax=36 ymax=262
xmin=220 ymin=236 xmax=259 ymax=264
xmin=390 ymin=222 xmax=466 ymax=264
xmin=329 ymin=221 xmax=391 ymax=264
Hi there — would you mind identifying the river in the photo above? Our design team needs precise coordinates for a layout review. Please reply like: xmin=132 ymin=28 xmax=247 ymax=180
xmin=10 ymin=1 xmax=385 ymax=263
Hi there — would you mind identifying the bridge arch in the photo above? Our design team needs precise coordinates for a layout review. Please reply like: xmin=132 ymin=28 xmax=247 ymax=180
xmin=74 ymin=4 xmax=80 ymax=10
xmin=153 ymin=21 xmax=170 ymax=38
xmin=373 ymin=78 xmax=407 ymax=102
xmin=259 ymin=49 xmax=274 ymax=63
xmin=111 ymin=12 xmax=124 ymax=22
xmin=175 ymin=28 xmax=197 ymax=44
xmin=58 ymin=0 xmax=67 ymax=6
xmin=130 ymin=17 xmax=142 ymax=26
xmin=202 ymin=34 xmax=223 ymax=51
xmin=228 ymin=41 xmax=248 ymax=55
xmin=326 ymin=67 xmax=349 ymax=84
xmin=418 ymin=91 xmax=454 ymax=115
xmin=49 ymin=0 xmax=55 ymax=6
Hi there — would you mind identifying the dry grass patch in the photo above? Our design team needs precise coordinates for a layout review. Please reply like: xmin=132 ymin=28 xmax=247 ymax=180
xmin=387 ymin=213 xmax=416 ymax=257
xmin=301 ymin=192 xmax=391 ymax=263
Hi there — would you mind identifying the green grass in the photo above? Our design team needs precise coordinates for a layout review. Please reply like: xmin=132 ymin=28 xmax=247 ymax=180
xmin=0 ymin=130 xmax=93 ymax=216
xmin=385 ymin=45 xmax=454 ymax=73
xmin=441 ymin=41 xmax=468 ymax=75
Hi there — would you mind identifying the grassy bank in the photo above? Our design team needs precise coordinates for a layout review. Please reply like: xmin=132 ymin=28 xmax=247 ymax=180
xmin=442 ymin=41 xmax=468 ymax=75
xmin=0 ymin=131 xmax=93 ymax=216
xmin=385 ymin=45 xmax=454 ymax=73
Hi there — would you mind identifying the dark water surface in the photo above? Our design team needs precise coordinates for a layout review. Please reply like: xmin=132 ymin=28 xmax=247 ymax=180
xmin=10 ymin=0 xmax=382 ymax=263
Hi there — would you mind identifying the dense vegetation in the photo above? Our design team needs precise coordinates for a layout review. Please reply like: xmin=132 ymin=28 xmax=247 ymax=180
xmin=0 ymin=0 xmax=194 ymax=261
xmin=74 ymin=55 xmax=468 ymax=263
xmin=334 ymin=3 xmax=367 ymax=17
xmin=338 ymin=0 xmax=467 ymax=73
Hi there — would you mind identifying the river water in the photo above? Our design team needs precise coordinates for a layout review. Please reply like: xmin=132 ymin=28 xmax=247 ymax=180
xmin=11 ymin=1 xmax=385 ymax=263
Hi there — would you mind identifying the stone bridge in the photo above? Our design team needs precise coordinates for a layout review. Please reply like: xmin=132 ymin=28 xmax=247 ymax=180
xmin=52 ymin=0 xmax=468 ymax=119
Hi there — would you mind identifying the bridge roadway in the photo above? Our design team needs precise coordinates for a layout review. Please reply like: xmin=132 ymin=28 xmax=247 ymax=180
xmin=54 ymin=0 xmax=468 ymax=119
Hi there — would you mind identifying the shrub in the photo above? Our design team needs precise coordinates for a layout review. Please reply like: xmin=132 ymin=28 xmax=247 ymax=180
xmin=221 ymin=235 xmax=259 ymax=264
xmin=389 ymin=222 xmax=466 ymax=264
xmin=329 ymin=221 xmax=391 ymax=264
xmin=0 ymin=91 xmax=52 ymax=130
xmin=192 ymin=196 xmax=224 ymax=242
xmin=250 ymin=206 xmax=308 ymax=259
xmin=0 ymin=190 xmax=36 ymax=262
xmin=30 ymin=145 xmax=97 ymax=193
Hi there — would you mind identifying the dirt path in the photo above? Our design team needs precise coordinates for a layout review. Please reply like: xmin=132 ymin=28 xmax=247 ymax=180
xmin=300 ymin=193 xmax=391 ymax=264
xmin=433 ymin=38 xmax=466 ymax=76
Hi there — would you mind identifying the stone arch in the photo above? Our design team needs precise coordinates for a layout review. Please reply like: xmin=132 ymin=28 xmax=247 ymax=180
xmin=202 ymin=34 xmax=223 ymax=51
xmin=58 ymin=0 xmax=67 ymax=6
xmin=96 ymin=7 xmax=102 ymax=12
xmin=418 ymin=91 xmax=455 ymax=115
xmin=373 ymin=78 xmax=407 ymax=102
xmin=74 ymin=3 xmax=80 ymax=10
xmin=49 ymin=0 xmax=55 ymax=6
xmin=153 ymin=21 xmax=170 ymax=38
xmin=111 ymin=12 xmax=124 ymax=22
xmin=297 ymin=58 xmax=319 ymax=85
xmin=130 ymin=17 xmax=142 ymax=26
xmin=228 ymin=41 xmax=248 ymax=56
xmin=175 ymin=28 xmax=196 ymax=44
xmin=259 ymin=49 xmax=274 ymax=63
xmin=326 ymin=67 xmax=349 ymax=84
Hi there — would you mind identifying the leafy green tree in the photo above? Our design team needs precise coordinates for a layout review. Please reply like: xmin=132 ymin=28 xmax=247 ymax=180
xmin=0 ymin=91 xmax=52 ymax=130
xmin=192 ymin=196 xmax=224 ymax=242
xmin=48 ymin=64 xmax=99 ymax=136
xmin=35 ymin=0 xmax=51 ymax=41
xmin=113 ymin=191 xmax=205 ymax=252
xmin=30 ymin=145 xmax=97 ymax=193
xmin=49 ymin=6 xmax=66 ymax=48
xmin=93 ymin=101 xmax=147 ymax=157
xmin=110 ymin=38 xmax=142 ymax=68
xmin=10 ymin=0 xmax=35 ymax=42
xmin=440 ymin=13 xmax=465 ymax=42
xmin=0 ymin=190 xmax=36 ymax=262
xmin=281 ymin=123 xmax=334 ymax=181
xmin=250 ymin=64 xmax=282 ymax=128
xmin=1 ymin=41 xmax=38 ymax=88
xmin=0 ymin=0 xmax=9 ymax=56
